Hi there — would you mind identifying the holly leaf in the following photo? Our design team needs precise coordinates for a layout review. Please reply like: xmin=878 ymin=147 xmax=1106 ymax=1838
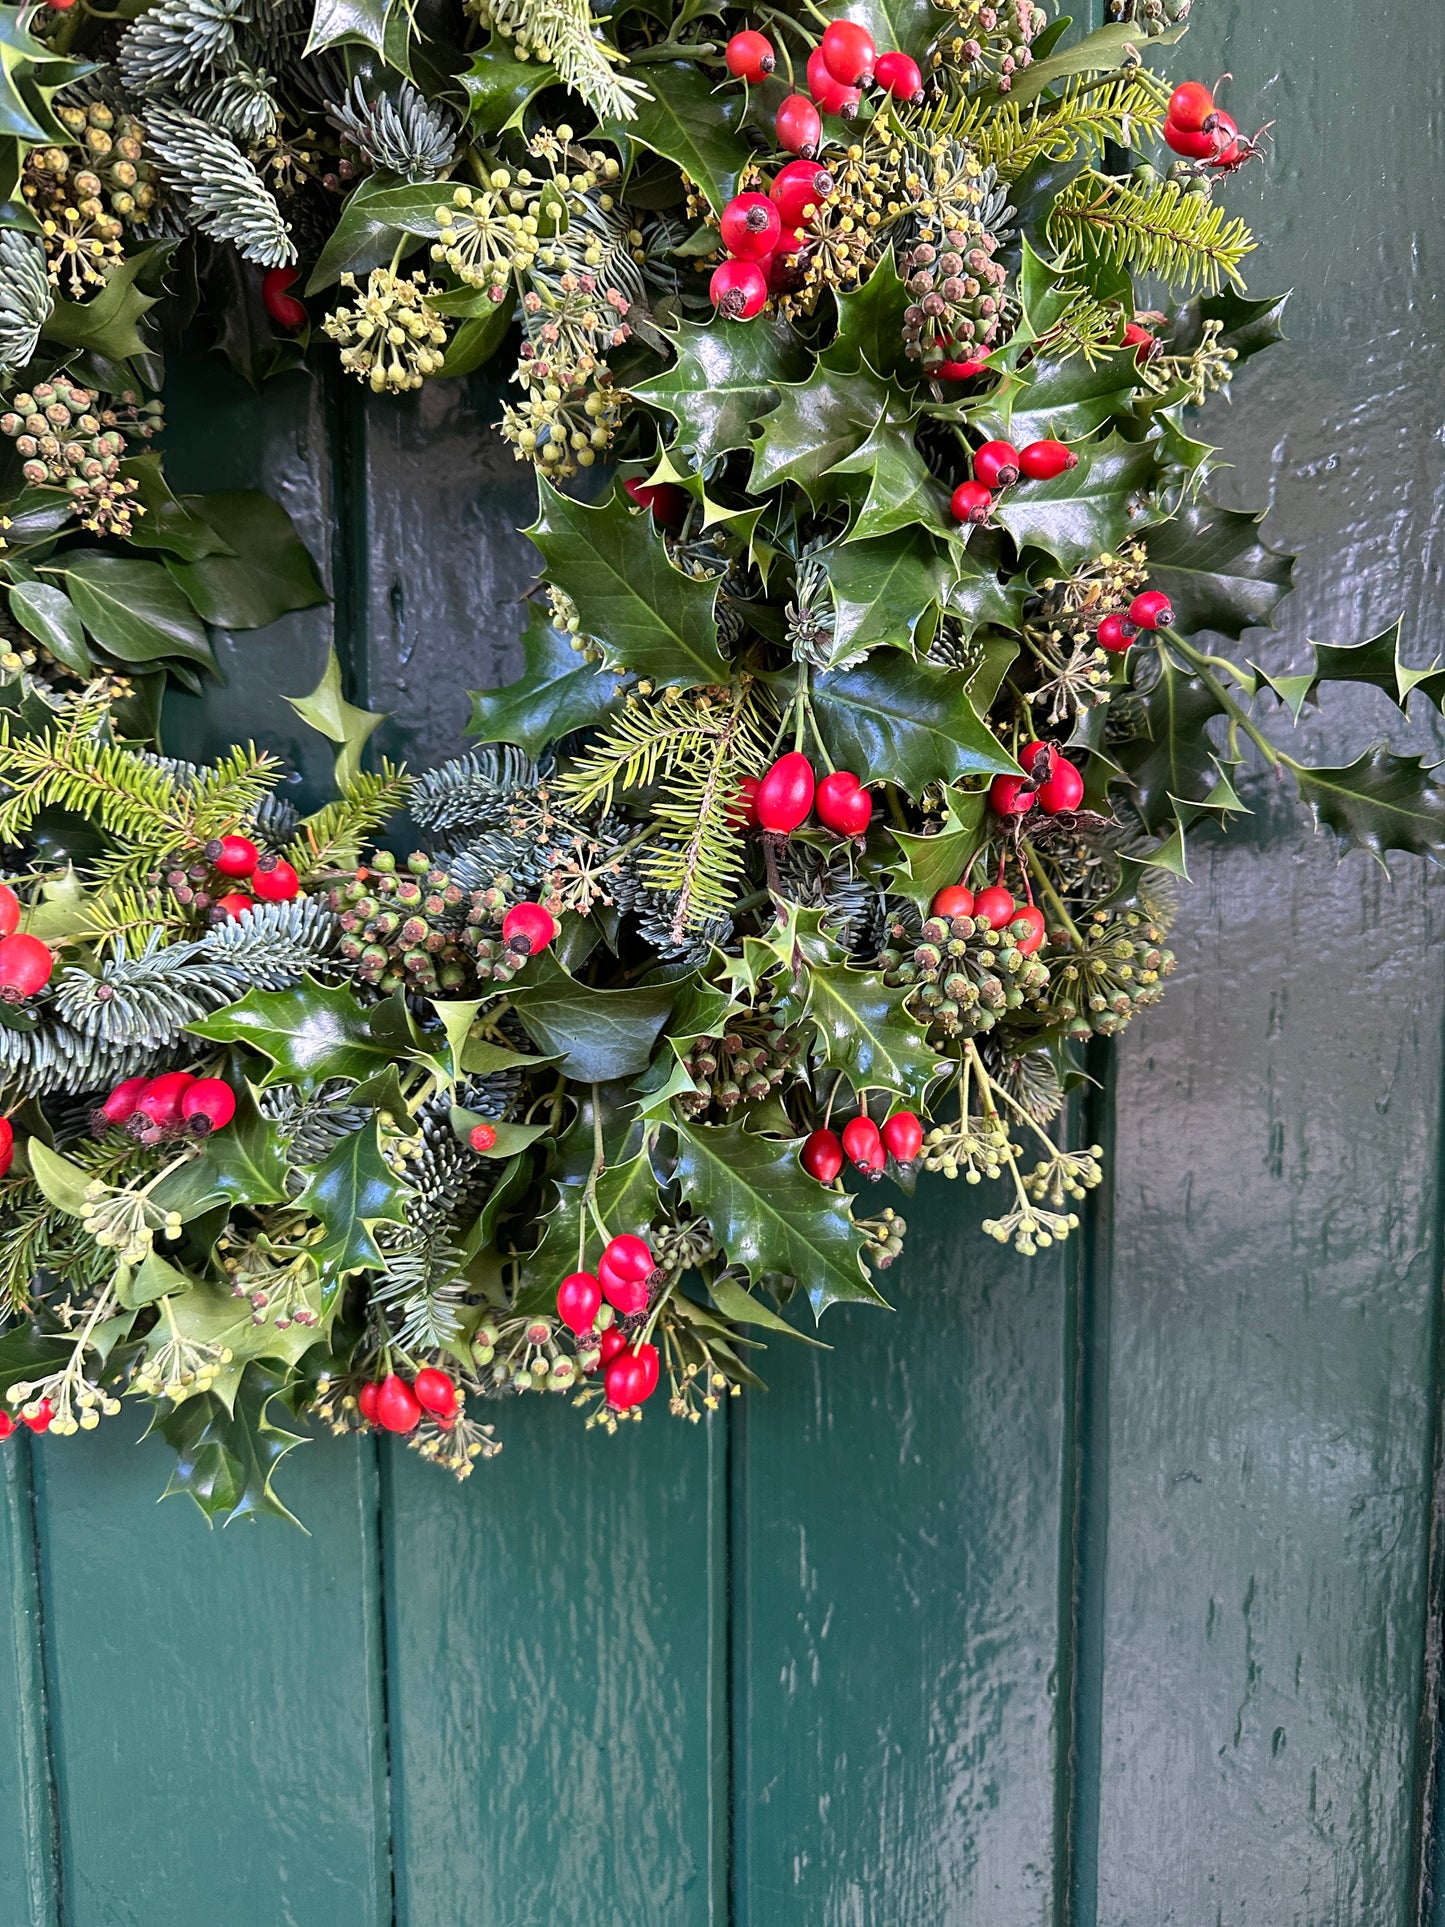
xmin=1268 ymin=621 xmax=1445 ymax=720
xmin=51 ymin=553 xmax=214 ymax=671
xmin=507 ymin=951 xmax=679 ymax=1079
xmin=609 ymin=62 xmax=748 ymax=215
xmin=673 ymin=1120 xmax=881 ymax=1316
xmin=41 ymin=246 xmax=162 ymax=362
xmin=833 ymin=418 xmax=952 ymax=544
xmin=294 ymin=1119 xmax=411 ymax=1273
xmin=284 ymin=647 xmax=384 ymax=787
xmin=829 ymin=249 xmax=912 ymax=379
xmin=829 ymin=0 xmax=938 ymax=62
xmin=513 ymin=1089 xmax=653 ymax=1306
xmin=1112 ymin=655 xmax=1229 ymax=832
xmin=1143 ymin=500 xmax=1295 ymax=639
xmin=888 ymin=786 xmax=986 ymax=907
xmin=148 ymin=1083 xmax=291 ymax=1218
xmin=0 ymin=1320 xmax=73 ymax=1401
xmin=750 ymin=357 xmax=894 ymax=494
xmin=1293 ymin=748 xmax=1445 ymax=869
xmin=167 ymin=491 xmax=325 ymax=633
xmin=813 ymin=652 xmax=1018 ymax=791
xmin=1170 ymin=286 xmax=1289 ymax=371
xmin=992 ymin=432 xmax=1159 ymax=572
xmin=526 ymin=480 xmax=727 ymax=688
xmin=973 ymin=345 xmax=1136 ymax=447
xmin=1003 ymin=18 xmax=1187 ymax=106
xmin=187 ymin=976 xmax=405 ymax=1090
xmin=823 ymin=529 xmax=956 ymax=664
xmin=468 ymin=603 xmax=624 ymax=755
xmin=791 ymin=963 xmax=942 ymax=1102
xmin=633 ymin=314 xmax=804 ymax=468
xmin=156 ymin=1362 xmax=307 ymax=1528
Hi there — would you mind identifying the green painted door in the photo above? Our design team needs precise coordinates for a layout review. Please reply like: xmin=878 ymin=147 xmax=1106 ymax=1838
xmin=5 ymin=1 xmax=1445 ymax=1921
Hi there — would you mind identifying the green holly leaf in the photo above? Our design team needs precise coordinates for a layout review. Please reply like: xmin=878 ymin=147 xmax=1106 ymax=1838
xmin=972 ymin=345 xmax=1136 ymax=447
xmin=888 ymin=786 xmax=986 ymax=907
xmin=791 ymin=962 xmax=942 ymax=1102
xmin=1111 ymin=655 xmax=1229 ymax=832
xmin=188 ymin=976 xmax=407 ymax=1091
xmin=150 ymin=1273 xmax=330 ymax=1407
xmin=148 ymin=1083 xmax=292 ymax=1218
xmin=156 ymin=1362 xmax=307 ymax=1528
xmin=949 ymin=543 xmax=1028 ymax=642
xmin=1268 ymin=621 xmax=1445 ymax=720
xmin=460 ymin=40 xmax=559 ymax=133
xmin=1293 ymin=748 xmax=1445 ymax=869
xmin=41 ymin=246 xmax=162 ymax=362
xmin=507 ymin=951 xmax=680 ymax=1080
xmin=1170 ymin=286 xmax=1289 ymax=371
xmin=513 ymin=1089 xmax=653 ymax=1307
xmin=50 ymin=553 xmax=214 ymax=672
xmin=750 ymin=357 xmax=895 ymax=494
xmin=468 ymin=603 xmax=625 ymax=755
xmin=167 ymin=491 xmax=326 ymax=635
xmin=634 ymin=315 xmax=804 ymax=468
xmin=284 ymin=647 xmax=384 ymax=787
xmin=813 ymin=652 xmax=1018 ymax=791
xmin=829 ymin=249 xmax=912 ymax=379
xmin=673 ymin=1120 xmax=881 ymax=1316
xmin=992 ymin=432 xmax=1159 ymax=572
xmin=833 ymin=421 xmax=952 ymax=545
xmin=609 ymin=62 xmax=748 ymax=215
xmin=449 ymin=1108 xmax=549 ymax=1158
xmin=294 ymin=1119 xmax=411 ymax=1273
xmin=1143 ymin=500 xmax=1295 ymax=639
xmin=526 ymin=480 xmax=727 ymax=689
xmin=822 ymin=529 xmax=956 ymax=664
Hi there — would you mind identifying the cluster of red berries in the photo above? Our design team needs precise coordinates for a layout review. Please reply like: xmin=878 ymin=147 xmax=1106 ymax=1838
xmin=202 ymin=834 xmax=299 ymax=921
xmin=0 ymin=881 xmax=52 ymax=1004
xmin=742 ymin=751 xmax=872 ymax=838
xmin=802 ymin=1109 xmax=923 ymax=1184
xmin=92 ymin=1070 xmax=237 ymax=1142
xmin=0 ymin=1397 xmax=52 ymax=1438
xmin=1162 ymin=80 xmax=1269 ymax=173
xmin=358 ymin=1366 xmax=458 ymax=1433
xmin=714 ymin=21 xmax=924 ymax=319
xmin=988 ymin=739 xmax=1085 ymax=819
xmin=950 ymin=438 xmax=1076 ymax=526
xmin=555 ymin=1232 xmax=664 ymax=1410
xmin=1096 ymin=588 xmax=1173 ymax=654
xmin=927 ymin=882 xmax=1046 ymax=956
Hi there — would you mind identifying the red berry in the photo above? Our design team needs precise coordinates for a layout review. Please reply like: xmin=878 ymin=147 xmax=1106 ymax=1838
xmin=557 ymin=1270 xmax=603 ymax=1336
xmin=376 ymin=1372 xmax=422 ymax=1433
xmin=597 ymin=1325 xmax=627 ymax=1365
xmin=1167 ymin=80 xmax=1217 ymax=132
xmin=358 ymin=1380 xmax=382 ymax=1425
xmin=989 ymin=773 xmax=1035 ymax=817
xmin=801 ymin=1127 xmax=844 ymax=1183
xmin=1036 ymin=756 xmax=1084 ymax=815
xmin=501 ymin=900 xmax=557 ymax=956
xmin=468 ymin=1121 xmax=498 ymax=1152
xmin=807 ymin=46 xmax=860 ymax=115
xmin=412 ymin=1366 xmax=457 ymax=1418
xmin=1096 ymin=612 xmax=1135 ymax=653
xmin=262 ymin=266 xmax=307 ymax=331
xmin=250 ymin=857 xmax=299 ymax=902
xmin=874 ymin=50 xmax=925 ymax=103
xmin=973 ymin=885 xmax=1016 ymax=930
xmin=137 ymin=1072 xmax=197 ymax=1130
xmin=774 ymin=93 xmax=824 ymax=159
xmin=22 ymin=1398 xmax=54 ymax=1433
xmin=0 ymin=1116 xmax=12 ymax=1178
xmin=605 ymin=1344 xmax=658 ymax=1412
xmin=935 ymin=355 xmax=992 ymax=381
xmin=930 ymin=884 xmax=975 ymax=918
xmin=766 ymin=226 xmax=810 ymax=293
xmin=840 ymin=1114 xmax=885 ymax=1176
xmin=205 ymin=834 xmax=259 ymax=878
xmin=100 ymin=1075 xmax=149 ymax=1126
xmin=624 ymin=478 xmax=688 ymax=526
xmin=1164 ymin=116 xmax=1224 ymax=160
xmin=731 ymin=774 xmax=763 ymax=827
xmin=1010 ymin=904 xmax=1047 ymax=956
xmin=212 ymin=892 xmax=254 ymax=920
xmin=181 ymin=1078 xmax=236 ymax=1136
xmin=950 ymin=480 xmax=992 ymax=525
xmin=603 ymin=1233 xmax=656 ymax=1283
xmin=720 ymin=191 xmax=782 ymax=262
xmin=973 ymin=439 xmax=1021 ymax=488
xmin=820 ymin=18 xmax=876 ymax=86
xmin=1208 ymin=112 xmax=1257 ymax=170
xmin=598 ymin=1250 xmax=649 ymax=1318
xmin=1122 ymin=321 xmax=1159 ymax=363
xmin=771 ymin=159 xmax=833 ymax=227
xmin=814 ymin=770 xmax=873 ymax=837
xmin=1017 ymin=440 xmax=1077 ymax=481
xmin=725 ymin=28 xmax=775 ymax=81
xmin=755 ymin=751 xmax=815 ymax=834
xmin=0 ymin=933 xmax=51 ymax=1001
xmin=880 ymin=1110 xmax=923 ymax=1165
xmin=0 ymin=1410 xmax=13 ymax=1440
xmin=1128 ymin=589 xmax=1173 ymax=631
xmin=710 ymin=256 xmax=768 ymax=320
xmin=0 ymin=883 xmax=19 ymax=938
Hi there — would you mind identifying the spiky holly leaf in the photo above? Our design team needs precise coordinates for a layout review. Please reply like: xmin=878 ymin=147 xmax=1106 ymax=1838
xmin=188 ymin=977 xmax=407 ymax=1091
xmin=633 ymin=315 xmax=804 ymax=468
xmin=1170 ymin=286 xmax=1289 ymax=370
xmin=788 ymin=963 xmax=942 ymax=1102
xmin=673 ymin=1119 xmax=881 ymax=1315
xmin=822 ymin=530 xmax=956 ymax=664
xmin=813 ymin=652 xmax=1019 ymax=792
xmin=156 ymin=1363 xmax=307 ymax=1528
xmin=830 ymin=0 xmax=938 ymax=62
xmin=1143 ymin=500 xmax=1294 ymax=639
xmin=1264 ymin=621 xmax=1445 ymax=720
xmin=829 ymin=249 xmax=912 ymax=380
xmin=460 ymin=42 xmax=559 ymax=134
xmin=468 ymin=604 xmax=624 ymax=755
xmin=284 ymin=646 xmax=383 ymax=787
xmin=1293 ymin=748 xmax=1445 ymax=869
xmin=149 ymin=1082 xmax=291 ymax=1219
xmin=42 ymin=248 xmax=161 ymax=363
xmin=526 ymin=481 xmax=727 ymax=689
xmin=507 ymin=952 xmax=680 ymax=1080
xmin=750 ymin=357 xmax=897 ymax=494
xmin=612 ymin=62 xmax=749 ymax=214
xmin=1111 ymin=656 xmax=1229 ymax=833
xmin=0 ymin=1320 xmax=73 ymax=1401
xmin=972 ymin=345 xmax=1136 ymax=447
xmin=294 ymin=1120 xmax=411 ymax=1274
xmin=1004 ymin=18 xmax=1186 ymax=106
xmin=950 ymin=545 xmax=1029 ymax=641
xmin=991 ymin=432 xmax=1159 ymax=572
xmin=888 ymin=786 xmax=987 ymax=907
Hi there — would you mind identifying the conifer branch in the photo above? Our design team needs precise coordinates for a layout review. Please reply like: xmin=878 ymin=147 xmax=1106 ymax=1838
xmin=1047 ymin=172 xmax=1255 ymax=293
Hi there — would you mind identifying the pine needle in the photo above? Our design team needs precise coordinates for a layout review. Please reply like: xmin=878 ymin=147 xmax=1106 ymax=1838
xmin=961 ymin=74 xmax=1170 ymax=181
xmin=1047 ymin=172 xmax=1255 ymax=294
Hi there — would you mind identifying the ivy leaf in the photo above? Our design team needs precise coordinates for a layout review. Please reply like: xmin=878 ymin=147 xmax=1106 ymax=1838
xmin=294 ymin=1119 xmax=411 ymax=1274
xmin=166 ymin=491 xmax=326 ymax=633
xmin=156 ymin=1362 xmax=307 ymax=1529
xmin=26 ymin=1139 xmax=92 ymax=1217
xmin=1293 ymin=748 xmax=1445 ymax=869
xmin=526 ymin=480 xmax=727 ymax=688
xmin=306 ymin=171 xmax=445 ymax=291
xmin=833 ymin=418 xmax=951 ymax=544
xmin=122 ymin=455 xmax=235 ymax=562
xmin=750 ymin=357 xmax=894 ymax=494
xmin=791 ymin=963 xmax=942 ymax=1102
xmin=188 ymin=976 xmax=405 ymax=1090
xmin=52 ymin=553 xmax=214 ymax=671
xmin=1111 ymin=655 xmax=1228 ymax=832
xmin=460 ymin=41 xmax=559 ymax=133
xmin=823 ymin=529 xmax=956 ymax=664
xmin=992 ymin=432 xmax=1159 ymax=572
xmin=609 ymin=62 xmax=747 ymax=215
xmin=507 ymin=951 xmax=679 ymax=1080
xmin=1170 ymin=286 xmax=1289 ymax=372
xmin=813 ymin=652 xmax=1018 ymax=791
xmin=673 ymin=1120 xmax=881 ymax=1316
xmin=633 ymin=314 xmax=804 ymax=468
xmin=706 ymin=1271 xmax=828 ymax=1346
xmin=9 ymin=582 xmax=91 ymax=676
xmin=468 ymin=603 xmax=624 ymax=753
xmin=1143 ymin=500 xmax=1295 ymax=639
xmin=284 ymin=647 xmax=384 ymax=787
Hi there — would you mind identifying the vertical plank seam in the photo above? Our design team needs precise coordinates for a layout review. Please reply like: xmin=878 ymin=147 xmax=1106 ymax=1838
xmin=709 ymin=1401 xmax=734 ymax=1927
xmin=373 ymin=1437 xmax=402 ymax=1927
xmin=9 ymin=1435 xmax=65 ymax=1926
xmin=325 ymin=362 xmax=371 ymax=707
xmin=727 ymin=1389 xmax=750 ymax=1926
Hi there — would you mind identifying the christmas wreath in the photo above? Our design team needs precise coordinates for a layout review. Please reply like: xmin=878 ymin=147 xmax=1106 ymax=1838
xmin=0 ymin=0 xmax=1425 ymax=1522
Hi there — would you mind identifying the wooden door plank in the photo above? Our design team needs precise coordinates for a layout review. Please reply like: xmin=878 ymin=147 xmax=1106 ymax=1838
xmin=31 ymin=1428 xmax=393 ymax=1927
xmin=382 ymin=1411 xmax=728 ymax=1926
xmin=734 ymin=1190 xmax=1075 ymax=1924
xmin=0 ymin=1440 xmax=61 ymax=1927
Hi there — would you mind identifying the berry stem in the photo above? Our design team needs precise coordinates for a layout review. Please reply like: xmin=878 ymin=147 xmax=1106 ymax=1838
xmin=1022 ymin=845 xmax=1083 ymax=947
xmin=1165 ymin=630 xmax=1286 ymax=772
xmin=802 ymin=696 xmax=835 ymax=773
xmin=792 ymin=661 xmax=808 ymax=754
xmin=631 ymin=37 xmax=718 ymax=63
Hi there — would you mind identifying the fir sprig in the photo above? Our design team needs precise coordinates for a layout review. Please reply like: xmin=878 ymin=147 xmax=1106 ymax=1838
xmin=959 ymin=75 xmax=1170 ymax=181
xmin=285 ymin=765 xmax=413 ymax=878
xmin=1047 ymin=172 xmax=1256 ymax=293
